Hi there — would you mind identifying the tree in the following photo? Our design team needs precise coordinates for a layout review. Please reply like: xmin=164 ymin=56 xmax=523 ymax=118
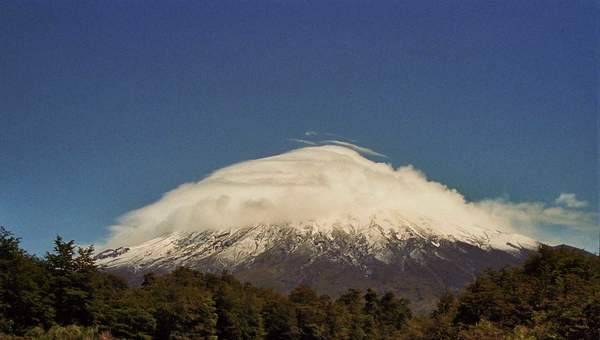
xmin=362 ymin=289 xmax=380 ymax=338
xmin=215 ymin=283 xmax=264 ymax=340
xmin=262 ymin=295 xmax=299 ymax=340
xmin=378 ymin=292 xmax=411 ymax=332
xmin=0 ymin=227 xmax=53 ymax=334
xmin=458 ymin=319 xmax=505 ymax=340
xmin=46 ymin=236 xmax=97 ymax=326
xmin=289 ymin=285 xmax=327 ymax=340
xmin=336 ymin=289 xmax=368 ymax=339
xmin=145 ymin=268 xmax=217 ymax=339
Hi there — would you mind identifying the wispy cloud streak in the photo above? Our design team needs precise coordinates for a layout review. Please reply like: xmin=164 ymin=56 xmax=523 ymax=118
xmin=554 ymin=193 xmax=589 ymax=209
xmin=288 ymin=138 xmax=317 ymax=146
xmin=290 ymin=133 xmax=388 ymax=158
xmin=320 ymin=140 xmax=388 ymax=158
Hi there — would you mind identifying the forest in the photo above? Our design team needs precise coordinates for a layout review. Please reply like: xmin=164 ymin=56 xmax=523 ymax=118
xmin=0 ymin=226 xmax=599 ymax=340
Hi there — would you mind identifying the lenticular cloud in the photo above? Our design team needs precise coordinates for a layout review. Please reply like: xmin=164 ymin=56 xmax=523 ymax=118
xmin=105 ymin=145 xmax=596 ymax=248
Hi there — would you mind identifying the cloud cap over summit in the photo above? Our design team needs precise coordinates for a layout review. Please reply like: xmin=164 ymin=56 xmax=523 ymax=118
xmin=105 ymin=146 xmax=596 ymax=248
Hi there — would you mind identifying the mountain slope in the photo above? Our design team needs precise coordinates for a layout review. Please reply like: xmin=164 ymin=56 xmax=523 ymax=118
xmin=96 ymin=216 xmax=537 ymax=310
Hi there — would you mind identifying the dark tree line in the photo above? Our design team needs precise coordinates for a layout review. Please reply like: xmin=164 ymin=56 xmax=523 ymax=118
xmin=402 ymin=245 xmax=600 ymax=339
xmin=1 ymin=226 xmax=599 ymax=339
xmin=0 ymin=227 xmax=410 ymax=339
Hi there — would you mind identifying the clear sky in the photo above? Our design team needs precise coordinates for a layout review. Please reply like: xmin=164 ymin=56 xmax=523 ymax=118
xmin=1 ymin=1 xmax=598 ymax=254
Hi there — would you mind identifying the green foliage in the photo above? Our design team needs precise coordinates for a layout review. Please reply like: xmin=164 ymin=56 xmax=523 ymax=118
xmin=261 ymin=292 xmax=299 ymax=340
xmin=1 ymin=227 xmax=598 ymax=339
xmin=0 ymin=227 xmax=54 ymax=334
xmin=378 ymin=292 xmax=412 ymax=333
xmin=149 ymin=268 xmax=217 ymax=339
xmin=45 ymin=237 xmax=97 ymax=326
xmin=27 ymin=325 xmax=108 ymax=340
xmin=457 ymin=319 xmax=505 ymax=340
xmin=289 ymin=285 xmax=327 ymax=340
xmin=215 ymin=283 xmax=264 ymax=340
xmin=426 ymin=245 xmax=600 ymax=339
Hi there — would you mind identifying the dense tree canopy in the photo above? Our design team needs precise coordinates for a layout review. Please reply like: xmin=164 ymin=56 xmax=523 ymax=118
xmin=0 ymin=226 xmax=598 ymax=339
xmin=401 ymin=245 xmax=600 ymax=340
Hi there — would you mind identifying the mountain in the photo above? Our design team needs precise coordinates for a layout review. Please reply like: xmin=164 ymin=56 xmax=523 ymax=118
xmin=96 ymin=216 xmax=538 ymax=311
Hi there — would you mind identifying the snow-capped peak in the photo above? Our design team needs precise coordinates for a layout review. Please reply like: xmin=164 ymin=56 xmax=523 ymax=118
xmin=96 ymin=215 xmax=537 ymax=272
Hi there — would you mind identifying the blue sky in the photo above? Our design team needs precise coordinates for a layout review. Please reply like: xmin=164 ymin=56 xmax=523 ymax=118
xmin=1 ymin=1 xmax=597 ymax=254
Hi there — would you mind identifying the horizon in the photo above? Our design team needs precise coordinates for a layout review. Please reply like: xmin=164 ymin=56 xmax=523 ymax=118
xmin=1 ymin=1 xmax=598 ymax=255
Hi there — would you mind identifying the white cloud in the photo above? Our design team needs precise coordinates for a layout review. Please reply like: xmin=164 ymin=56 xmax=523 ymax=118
xmin=320 ymin=140 xmax=388 ymax=158
xmin=301 ymin=130 xmax=356 ymax=142
xmin=289 ymin=138 xmax=388 ymax=158
xmin=104 ymin=145 xmax=597 ymax=250
xmin=554 ymin=193 xmax=589 ymax=209
xmin=288 ymin=138 xmax=316 ymax=146
xmin=476 ymin=199 xmax=596 ymax=242
xmin=323 ymin=132 xmax=357 ymax=142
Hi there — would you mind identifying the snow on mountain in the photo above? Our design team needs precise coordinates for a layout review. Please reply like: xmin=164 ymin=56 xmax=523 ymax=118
xmin=96 ymin=215 xmax=538 ymax=311
xmin=94 ymin=145 xmax=547 ymax=310
xmin=97 ymin=215 xmax=537 ymax=271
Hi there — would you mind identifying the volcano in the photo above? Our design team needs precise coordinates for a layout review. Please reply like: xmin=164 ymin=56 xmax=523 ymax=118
xmin=96 ymin=215 xmax=537 ymax=311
